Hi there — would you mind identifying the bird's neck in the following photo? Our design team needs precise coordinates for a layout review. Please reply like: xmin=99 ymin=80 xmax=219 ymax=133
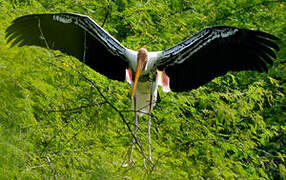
xmin=132 ymin=70 xmax=156 ymax=83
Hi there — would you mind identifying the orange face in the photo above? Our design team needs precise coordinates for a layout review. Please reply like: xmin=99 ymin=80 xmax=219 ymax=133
xmin=131 ymin=48 xmax=148 ymax=99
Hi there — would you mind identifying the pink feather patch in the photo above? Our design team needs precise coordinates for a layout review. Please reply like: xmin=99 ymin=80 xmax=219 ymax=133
xmin=157 ymin=70 xmax=170 ymax=92
xmin=126 ymin=68 xmax=133 ymax=84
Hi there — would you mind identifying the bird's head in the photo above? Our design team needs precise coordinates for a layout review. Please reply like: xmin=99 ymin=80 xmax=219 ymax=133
xmin=131 ymin=48 xmax=148 ymax=99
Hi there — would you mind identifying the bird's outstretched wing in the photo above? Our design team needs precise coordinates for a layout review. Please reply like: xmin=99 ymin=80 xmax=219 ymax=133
xmin=156 ymin=26 xmax=280 ymax=92
xmin=5 ymin=13 xmax=129 ymax=81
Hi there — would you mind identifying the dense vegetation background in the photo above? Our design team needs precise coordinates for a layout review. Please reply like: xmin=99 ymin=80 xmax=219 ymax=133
xmin=0 ymin=0 xmax=285 ymax=179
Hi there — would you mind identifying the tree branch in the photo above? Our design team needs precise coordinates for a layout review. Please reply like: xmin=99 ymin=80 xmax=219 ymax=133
xmin=101 ymin=1 xmax=111 ymax=27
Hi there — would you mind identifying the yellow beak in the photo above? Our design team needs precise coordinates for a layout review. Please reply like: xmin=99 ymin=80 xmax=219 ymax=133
xmin=131 ymin=59 xmax=145 ymax=99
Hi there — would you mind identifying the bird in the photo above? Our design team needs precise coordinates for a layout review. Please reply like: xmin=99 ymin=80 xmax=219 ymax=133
xmin=5 ymin=12 xmax=280 ymax=164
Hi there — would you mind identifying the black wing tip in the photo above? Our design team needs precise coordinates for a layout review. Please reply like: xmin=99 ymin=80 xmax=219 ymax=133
xmin=5 ymin=12 xmax=90 ymax=46
xmin=5 ymin=25 xmax=16 ymax=44
xmin=5 ymin=13 xmax=67 ymax=42
xmin=242 ymin=28 xmax=280 ymax=53
xmin=5 ymin=14 xmax=41 ymax=38
xmin=252 ymin=30 xmax=280 ymax=41
xmin=253 ymin=32 xmax=280 ymax=53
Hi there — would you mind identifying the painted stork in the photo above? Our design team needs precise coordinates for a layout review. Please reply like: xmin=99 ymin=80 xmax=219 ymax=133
xmin=5 ymin=13 xmax=280 ymax=164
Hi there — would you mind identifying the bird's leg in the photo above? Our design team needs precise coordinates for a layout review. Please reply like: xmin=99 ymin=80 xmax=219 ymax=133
xmin=148 ymin=94 xmax=153 ymax=163
xmin=128 ymin=96 xmax=138 ymax=164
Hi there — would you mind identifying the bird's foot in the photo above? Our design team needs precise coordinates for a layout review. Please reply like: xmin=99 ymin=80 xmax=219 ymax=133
xmin=122 ymin=159 xmax=134 ymax=167
xmin=149 ymin=157 xmax=153 ymax=163
xmin=143 ymin=156 xmax=153 ymax=169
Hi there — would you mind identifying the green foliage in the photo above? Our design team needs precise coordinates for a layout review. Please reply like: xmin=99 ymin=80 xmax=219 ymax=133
xmin=0 ymin=0 xmax=285 ymax=179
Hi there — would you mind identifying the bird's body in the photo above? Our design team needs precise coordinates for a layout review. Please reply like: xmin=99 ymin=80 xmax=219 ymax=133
xmin=132 ymin=79 xmax=158 ymax=115
xmin=125 ymin=49 xmax=163 ymax=116
xmin=5 ymin=12 xmax=280 ymax=164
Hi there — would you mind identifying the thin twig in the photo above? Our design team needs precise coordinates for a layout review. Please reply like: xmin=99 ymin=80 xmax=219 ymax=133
xmin=39 ymin=123 xmax=70 ymax=156
xmin=101 ymin=1 xmax=111 ymax=27
xmin=54 ymin=131 xmax=81 ymax=155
